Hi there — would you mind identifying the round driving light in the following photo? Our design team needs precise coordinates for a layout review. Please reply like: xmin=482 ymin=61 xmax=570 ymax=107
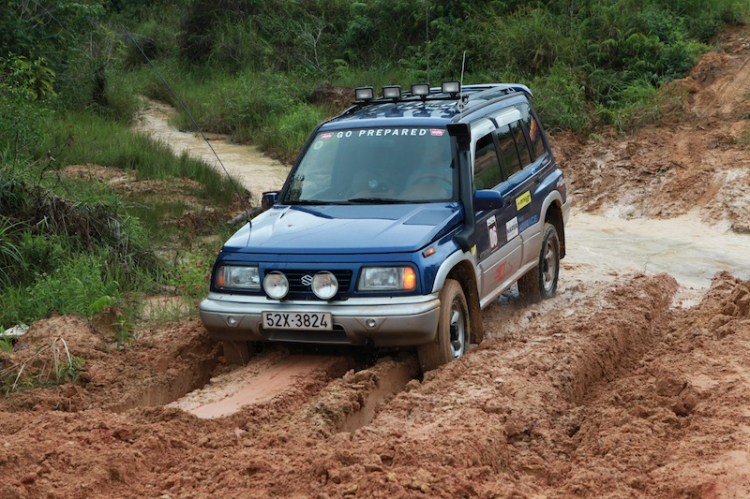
xmin=366 ymin=319 xmax=377 ymax=329
xmin=311 ymin=271 xmax=338 ymax=300
xmin=227 ymin=316 xmax=238 ymax=326
xmin=264 ymin=271 xmax=289 ymax=299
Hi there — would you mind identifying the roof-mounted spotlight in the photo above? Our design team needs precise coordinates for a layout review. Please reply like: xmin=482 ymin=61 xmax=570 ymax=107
xmin=441 ymin=81 xmax=461 ymax=96
xmin=411 ymin=83 xmax=430 ymax=99
xmin=354 ymin=87 xmax=374 ymax=101
xmin=382 ymin=85 xmax=402 ymax=100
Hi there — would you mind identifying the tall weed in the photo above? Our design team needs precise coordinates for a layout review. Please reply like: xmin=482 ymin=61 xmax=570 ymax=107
xmin=0 ymin=251 xmax=120 ymax=327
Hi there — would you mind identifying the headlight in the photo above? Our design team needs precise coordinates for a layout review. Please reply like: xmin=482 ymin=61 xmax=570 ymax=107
xmin=312 ymin=271 xmax=338 ymax=300
xmin=215 ymin=266 xmax=260 ymax=290
xmin=264 ymin=271 xmax=289 ymax=299
xmin=358 ymin=267 xmax=416 ymax=292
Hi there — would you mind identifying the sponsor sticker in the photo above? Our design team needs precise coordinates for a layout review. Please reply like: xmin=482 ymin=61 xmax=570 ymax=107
xmin=518 ymin=215 xmax=538 ymax=233
xmin=487 ymin=216 xmax=498 ymax=250
xmin=320 ymin=132 xmax=334 ymax=140
xmin=430 ymin=129 xmax=445 ymax=136
xmin=529 ymin=119 xmax=538 ymax=141
xmin=515 ymin=191 xmax=531 ymax=211
xmin=506 ymin=217 xmax=519 ymax=241
xmin=495 ymin=261 xmax=512 ymax=281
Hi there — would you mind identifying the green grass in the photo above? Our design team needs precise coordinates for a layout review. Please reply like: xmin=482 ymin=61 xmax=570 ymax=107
xmin=40 ymin=110 xmax=237 ymax=205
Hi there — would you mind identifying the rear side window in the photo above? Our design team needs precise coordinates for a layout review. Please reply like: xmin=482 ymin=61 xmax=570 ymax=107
xmin=524 ymin=114 xmax=546 ymax=159
xmin=497 ymin=124 xmax=522 ymax=179
xmin=473 ymin=133 xmax=501 ymax=190
xmin=510 ymin=121 xmax=532 ymax=168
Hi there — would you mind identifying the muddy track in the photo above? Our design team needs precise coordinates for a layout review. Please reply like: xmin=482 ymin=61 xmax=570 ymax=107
xmin=0 ymin=274 xmax=690 ymax=498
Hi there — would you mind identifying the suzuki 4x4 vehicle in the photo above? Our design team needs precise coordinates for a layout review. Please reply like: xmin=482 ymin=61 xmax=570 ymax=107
xmin=199 ymin=81 xmax=569 ymax=371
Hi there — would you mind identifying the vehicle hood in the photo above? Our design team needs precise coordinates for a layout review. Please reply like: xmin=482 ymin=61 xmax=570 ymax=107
xmin=221 ymin=203 xmax=462 ymax=255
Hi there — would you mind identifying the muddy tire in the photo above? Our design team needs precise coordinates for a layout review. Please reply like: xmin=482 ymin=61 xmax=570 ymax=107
xmin=519 ymin=222 xmax=560 ymax=303
xmin=221 ymin=340 xmax=254 ymax=366
xmin=418 ymin=279 xmax=470 ymax=372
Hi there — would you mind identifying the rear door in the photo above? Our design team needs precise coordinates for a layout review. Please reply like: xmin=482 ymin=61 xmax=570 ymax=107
xmin=494 ymin=108 xmax=543 ymax=270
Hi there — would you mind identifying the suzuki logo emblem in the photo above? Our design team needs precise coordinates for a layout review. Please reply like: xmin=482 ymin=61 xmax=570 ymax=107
xmin=300 ymin=274 xmax=313 ymax=286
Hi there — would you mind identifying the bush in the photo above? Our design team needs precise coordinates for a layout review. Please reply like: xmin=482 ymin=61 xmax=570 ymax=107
xmin=0 ymin=56 xmax=55 ymax=155
xmin=0 ymin=251 xmax=121 ymax=327
xmin=257 ymin=104 xmax=327 ymax=161
xmin=530 ymin=62 xmax=588 ymax=133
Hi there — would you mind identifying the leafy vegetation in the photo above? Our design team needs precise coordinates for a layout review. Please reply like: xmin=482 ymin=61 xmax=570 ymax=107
xmin=82 ymin=0 xmax=744 ymax=142
xmin=0 ymin=0 xmax=747 ymax=348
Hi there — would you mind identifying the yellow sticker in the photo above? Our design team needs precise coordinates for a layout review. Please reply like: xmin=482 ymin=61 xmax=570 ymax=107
xmin=515 ymin=191 xmax=531 ymax=211
xmin=471 ymin=245 xmax=477 ymax=256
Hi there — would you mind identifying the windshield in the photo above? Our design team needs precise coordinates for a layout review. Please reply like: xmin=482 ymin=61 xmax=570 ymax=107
xmin=282 ymin=127 xmax=454 ymax=204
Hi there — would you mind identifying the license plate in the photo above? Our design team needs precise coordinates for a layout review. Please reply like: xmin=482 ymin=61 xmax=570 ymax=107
xmin=262 ymin=312 xmax=332 ymax=331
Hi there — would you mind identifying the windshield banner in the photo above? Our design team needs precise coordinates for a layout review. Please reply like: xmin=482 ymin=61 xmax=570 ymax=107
xmin=320 ymin=128 xmax=446 ymax=140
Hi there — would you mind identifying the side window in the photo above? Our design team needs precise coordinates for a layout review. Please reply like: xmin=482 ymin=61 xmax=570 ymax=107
xmin=497 ymin=124 xmax=522 ymax=179
xmin=524 ymin=113 xmax=546 ymax=159
xmin=473 ymin=133 xmax=501 ymax=190
xmin=510 ymin=120 xmax=533 ymax=168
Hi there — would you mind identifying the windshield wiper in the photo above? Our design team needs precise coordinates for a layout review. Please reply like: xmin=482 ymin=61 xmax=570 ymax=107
xmin=347 ymin=197 xmax=414 ymax=204
xmin=284 ymin=199 xmax=341 ymax=205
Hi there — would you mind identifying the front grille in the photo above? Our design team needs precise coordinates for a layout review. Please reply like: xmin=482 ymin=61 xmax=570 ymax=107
xmin=267 ymin=269 xmax=353 ymax=299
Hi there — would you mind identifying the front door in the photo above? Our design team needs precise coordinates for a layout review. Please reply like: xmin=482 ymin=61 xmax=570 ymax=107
xmin=472 ymin=131 xmax=522 ymax=302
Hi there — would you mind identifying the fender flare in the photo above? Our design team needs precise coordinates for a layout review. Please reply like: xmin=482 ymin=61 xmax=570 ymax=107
xmin=431 ymin=249 xmax=478 ymax=294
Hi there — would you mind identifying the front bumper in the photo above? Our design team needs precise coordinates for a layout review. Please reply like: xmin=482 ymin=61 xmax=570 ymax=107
xmin=199 ymin=292 xmax=440 ymax=347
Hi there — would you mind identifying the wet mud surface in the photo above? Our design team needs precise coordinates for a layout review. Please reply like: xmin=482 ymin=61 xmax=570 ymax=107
xmin=1 ymin=27 xmax=750 ymax=499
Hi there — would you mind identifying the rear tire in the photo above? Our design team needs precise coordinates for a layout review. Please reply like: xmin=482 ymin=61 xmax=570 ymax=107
xmin=518 ymin=222 xmax=560 ymax=303
xmin=221 ymin=340 xmax=254 ymax=366
xmin=418 ymin=279 xmax=470 ymax=372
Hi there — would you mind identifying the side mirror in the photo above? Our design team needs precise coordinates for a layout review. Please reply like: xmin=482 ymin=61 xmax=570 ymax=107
xmin=473 ymin=189 xmax=505 ymax=211
xmin=261 ymin=191 xmax=278 ymax=211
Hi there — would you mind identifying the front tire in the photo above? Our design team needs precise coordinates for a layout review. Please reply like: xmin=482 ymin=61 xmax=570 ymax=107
xmin=519 ymin=222 xmax=560 ymax=303
xmin=418 ymin=279 xmax=470 ymax=372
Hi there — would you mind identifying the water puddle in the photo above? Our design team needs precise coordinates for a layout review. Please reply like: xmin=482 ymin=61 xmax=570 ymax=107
xmin=134 ymin=100 xmax=290 ymax=206
xmin=565 ymin=210 xmax=750 ymax=306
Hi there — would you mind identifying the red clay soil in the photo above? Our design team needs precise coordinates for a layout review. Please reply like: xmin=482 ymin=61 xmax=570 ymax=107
xmin=552 ymin=27 xmax=750 ymax=232
xmin=1 ymin=27 xmax=750 ymax=499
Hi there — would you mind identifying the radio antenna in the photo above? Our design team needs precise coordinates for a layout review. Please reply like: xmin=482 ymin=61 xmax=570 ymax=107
xmin=121 ymin=24 xmax=252 ymax=224
xmin=458 ymin=50 xmax=467 ymax=116
xmin=425 ymin=1 xmax=430 ymax=86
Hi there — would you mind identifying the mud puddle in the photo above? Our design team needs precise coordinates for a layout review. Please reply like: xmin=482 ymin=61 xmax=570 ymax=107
xmin=168 ymin=344 xmax=420 ymax=430
xmin=170 ymin=349 xmax=353 ymax=419
xmin=134 ymin=99 xmax=290 ymax=206
xmin=564 ymin=208 xmax=750 ymax=306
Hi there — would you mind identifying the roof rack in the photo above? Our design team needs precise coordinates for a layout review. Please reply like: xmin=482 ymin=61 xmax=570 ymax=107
xmin=349 ymin=82 xmax=531 ymax=108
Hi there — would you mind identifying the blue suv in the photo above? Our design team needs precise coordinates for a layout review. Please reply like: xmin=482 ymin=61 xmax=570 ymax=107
xmin=199 ymin=82 xmax=569 ymax=371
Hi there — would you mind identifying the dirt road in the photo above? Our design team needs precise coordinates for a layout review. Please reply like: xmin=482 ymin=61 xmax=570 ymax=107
xmin=1 ymin=28 xmax=750 ymax=499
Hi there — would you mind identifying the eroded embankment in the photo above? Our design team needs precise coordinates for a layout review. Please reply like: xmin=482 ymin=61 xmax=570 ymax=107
xmin=0 ymin=316 xmax=219 ymax=413
xmin=557 ymin=273 xmax=750 ymax=498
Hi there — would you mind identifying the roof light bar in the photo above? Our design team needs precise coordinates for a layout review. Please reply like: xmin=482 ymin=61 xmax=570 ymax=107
xmin=411 ymin=83 xmax=430 ymax=98
xmin=382 ymin=85 xmax=401 ymax=100
xmin=441 ymin=81 xmax=461 ymax=95
xmin=354 ymin=87 xmax=374 ymax=101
